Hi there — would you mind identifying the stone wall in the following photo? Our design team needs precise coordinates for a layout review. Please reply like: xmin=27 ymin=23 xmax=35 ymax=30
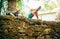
xmin=0 ymin=16 xmax=60 ymax=39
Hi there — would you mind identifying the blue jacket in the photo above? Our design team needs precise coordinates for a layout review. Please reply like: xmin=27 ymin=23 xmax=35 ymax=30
xmin=28 ymin=13 xmax=34 ymax=19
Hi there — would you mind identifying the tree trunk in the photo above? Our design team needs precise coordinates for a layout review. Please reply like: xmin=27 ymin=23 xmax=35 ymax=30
xmin=8 ymin=0 xmax=16 ymax=11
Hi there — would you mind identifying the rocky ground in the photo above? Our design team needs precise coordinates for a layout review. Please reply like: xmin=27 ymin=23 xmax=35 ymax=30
xmin=0 ymin=15 xmax=60 ymax=39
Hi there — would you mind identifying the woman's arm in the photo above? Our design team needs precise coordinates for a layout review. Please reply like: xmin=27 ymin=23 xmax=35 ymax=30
xmin=10 ymin=13 xmax=15 ymax=17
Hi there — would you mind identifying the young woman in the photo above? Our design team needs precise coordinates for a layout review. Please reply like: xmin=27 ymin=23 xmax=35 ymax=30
xmin=28 ymin=9 xmax=38 ymax=19
xmin=28 ymin=6 xmax=41 ymax=19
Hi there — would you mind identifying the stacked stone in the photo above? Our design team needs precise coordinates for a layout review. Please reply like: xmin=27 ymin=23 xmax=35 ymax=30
xmin=0 ymin=16 xmax=60 ymax=39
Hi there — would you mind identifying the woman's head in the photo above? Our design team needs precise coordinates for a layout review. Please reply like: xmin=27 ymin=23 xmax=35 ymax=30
xmin=30 ymin=9 xmax=37 ymax=13
xmin=16 ymin=9 xmax=20 ymax=14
